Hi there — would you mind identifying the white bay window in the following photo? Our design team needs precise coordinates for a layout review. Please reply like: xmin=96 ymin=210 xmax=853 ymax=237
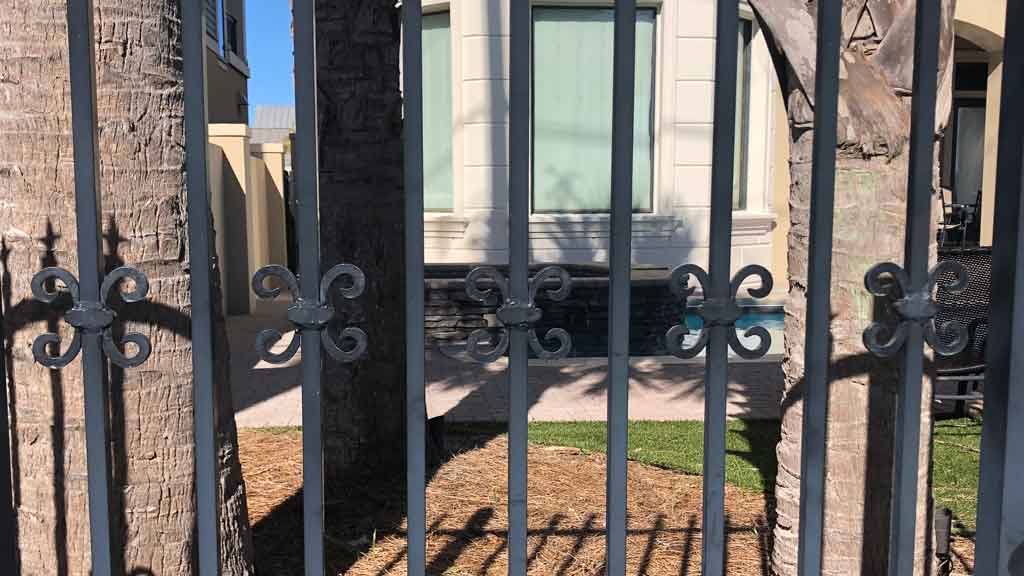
xmin=532 ymin=8 xmax=657 ymax=213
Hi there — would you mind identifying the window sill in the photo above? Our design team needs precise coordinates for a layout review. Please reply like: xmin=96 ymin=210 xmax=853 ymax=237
xmin=203 ymin=36 xmax=250 ymax=79
xmin=425 ymin=214 xmax=470 ymax=239
xmin=529 ymin=213 xmax=678 ymax=240
xmin=226 ymin=50 xmax=250 ymax=78
xmin=731 ymin=211 xmax=777 ymax=236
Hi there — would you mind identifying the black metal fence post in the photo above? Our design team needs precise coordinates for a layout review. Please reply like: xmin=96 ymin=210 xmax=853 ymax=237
xmin=292 ymin=1 xmax=327 ymax=570
xmin=661 ymin=3 xmax=774 ymax=574
xmin=181 ymin=0 xmax=221 ymax=573
xmin=64 ymin=4 xmax=118 ymax=566
xmin=508 ymin=1 xmax=532 ymax=570
xmin=245 ymin=3 xmax=369 ymax=575
xmin=885 ymin=3 xmax=941 ymax=572
xmin=859 ymin=1 xmax=968 ymax=574
xmin=796 ymin=1 xmax=842 ymax=574
xmin=606 ymin=1 xmax=637 ymax=573
xmin=701 ymin=4 xmax=740 ymax=572
xmin=975 ymin=0 xmax=1024 ymax=573
xmin=402 ymin=0 xmax=427 ymax=573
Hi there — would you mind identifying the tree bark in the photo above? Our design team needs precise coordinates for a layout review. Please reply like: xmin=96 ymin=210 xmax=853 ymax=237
xmin=747 ymin=1 xmax=955 ymax=574
xmin=315 ymin=0 xmax=407 ymax=482
xmin=0 ymin=1 xmax=254 ymax=573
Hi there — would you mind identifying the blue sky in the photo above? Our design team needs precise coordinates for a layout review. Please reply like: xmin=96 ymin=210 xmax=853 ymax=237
xmin=245 ymin=0 xmax=295 ymax=122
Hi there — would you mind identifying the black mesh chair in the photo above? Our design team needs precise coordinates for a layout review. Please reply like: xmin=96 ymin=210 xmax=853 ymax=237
xmin=933 ymin=247 xmax=990 ymax=416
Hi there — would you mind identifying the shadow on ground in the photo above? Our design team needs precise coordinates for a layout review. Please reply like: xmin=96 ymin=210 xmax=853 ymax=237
xmin=246 ymin=426 xmax=776 ymax=575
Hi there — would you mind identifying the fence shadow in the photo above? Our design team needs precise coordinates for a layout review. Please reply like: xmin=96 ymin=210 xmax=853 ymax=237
xmin=0 ymin=217 xmax=249 ymax=574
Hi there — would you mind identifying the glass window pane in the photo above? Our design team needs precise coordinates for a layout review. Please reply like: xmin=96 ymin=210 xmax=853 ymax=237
xmin=954 ymin=106 xmax=986 ymax=206
xmin=954 ymin=62 xmax=988 ymax=93
xmin=532 ymin=8 xmax=656 ymax=213
xmin=733 ymin=20 xmax=752 ymax=210
xmin=423 ymin=12 xmax=454 ymax=212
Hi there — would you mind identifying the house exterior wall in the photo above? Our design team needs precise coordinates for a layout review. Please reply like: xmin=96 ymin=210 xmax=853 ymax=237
xmin=952 ymin=0 xmax=1006 ymax=246
xmin=205 ymin=0 xmax=249 ymax=124
xmin=206 ymin=49 xmax=249 ymax=124
xmin=420 ymin=0 xmax=781 ymax=289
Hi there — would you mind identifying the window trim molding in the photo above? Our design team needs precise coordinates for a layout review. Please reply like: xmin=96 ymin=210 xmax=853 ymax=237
xmin=733 ymin=11 xmax=777 ymax=219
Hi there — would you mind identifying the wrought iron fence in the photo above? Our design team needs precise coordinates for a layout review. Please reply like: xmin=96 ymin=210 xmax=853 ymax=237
xmin=2 ymin=0 xmax=1024 ymax=575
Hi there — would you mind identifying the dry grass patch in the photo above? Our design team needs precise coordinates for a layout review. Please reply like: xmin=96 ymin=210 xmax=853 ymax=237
xmin=240 ymin=429 xmax=771 ymax=575
xmin=238 ymin=427 xmax=974 ymax=575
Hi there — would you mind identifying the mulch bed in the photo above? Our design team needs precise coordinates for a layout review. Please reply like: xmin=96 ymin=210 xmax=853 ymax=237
xmin=237 ymin=429 xmax=974 ymax=575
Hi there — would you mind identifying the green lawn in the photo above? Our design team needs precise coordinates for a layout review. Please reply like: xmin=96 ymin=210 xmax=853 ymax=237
xmin=254 ymin=418 xmax=980 ymax=533
xmin=932 ymin=418 xmax=982 ymax=534
xmin=500 ymin=418 xmax=979 ymax=534
xmin=526 ymin=420 xmax=781 ymax=494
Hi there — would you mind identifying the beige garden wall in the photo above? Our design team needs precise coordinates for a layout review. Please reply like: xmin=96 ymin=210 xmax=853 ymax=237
xmin=207 ymin=125 xmax=290 ymax=316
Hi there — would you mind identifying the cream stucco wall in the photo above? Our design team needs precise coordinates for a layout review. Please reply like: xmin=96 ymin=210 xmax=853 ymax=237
xmin=419 ymin=0 xmax=780 ymax=285
xmin=251 ymin=143 xmax=290 ymax=268
xmin=208 ymin=126 xmax=290 ymax=316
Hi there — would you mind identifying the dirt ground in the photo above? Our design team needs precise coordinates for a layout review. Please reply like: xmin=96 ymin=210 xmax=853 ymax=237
xmin=237 ymin=429 xmax=975 ymax=575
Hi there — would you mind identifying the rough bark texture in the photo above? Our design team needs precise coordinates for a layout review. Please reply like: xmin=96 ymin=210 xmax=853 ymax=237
xmin=315 ymin=0 xmax=407 ymax=482
xmin=747 ymin=1 xmax=955 ymax=574
xmin=0 ymin=1 xmax=254 ymax=573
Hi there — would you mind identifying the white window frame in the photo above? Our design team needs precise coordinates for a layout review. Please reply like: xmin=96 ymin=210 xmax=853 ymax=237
xmin=414 ymin=0 xmax=778 ymax=264
xmin=733 ymin=1 xmax=778 ymax=235
xmin=527 ymin=0 xmax=670 ymax=245
xmin=422 ymin=1 xmax=470 ymax=237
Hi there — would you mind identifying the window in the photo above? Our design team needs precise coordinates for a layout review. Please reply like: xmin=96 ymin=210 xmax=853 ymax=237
xmin=423 ymin=12 xmax=454 ymax=212
xmin=205 ymin=0 xmax=219 ymax=42
xmin=954 ymin=61 xmax=988 ymax=93
xmin=225 ymin=14 xmax=240 ymax=56
xmin=532 ymin=8 xmax=656 ymax=213
xmin=734 ymin=19 xmax=753 ymax=210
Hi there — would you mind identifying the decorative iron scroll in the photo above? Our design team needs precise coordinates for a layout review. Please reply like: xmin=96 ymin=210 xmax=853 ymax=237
xmin=462 ymin=266 xmax=573 ymax=363
xmin=862 ymin=261 xmax=969 ymax=358
xmin=251 ymin=264 xmax=368 ymax=363
xmin=32 ymin=266 xmax=152 ymax=369
xmin=665 ymin=264 xmax=774 ymax=360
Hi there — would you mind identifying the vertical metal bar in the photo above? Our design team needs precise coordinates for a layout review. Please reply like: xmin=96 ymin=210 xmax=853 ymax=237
xmin=606 ymin=1 xmax=636 ymax=574
xmin=65 ymin=1 xmax=115 ymax=574
xmin=182 ymin=0 xmax=221 ymax=573
xmin=975 ymin=1 xmax=1023 ymax=573
xmin=796 ymin=1 xmax=842 ymax=574
xmin=702 ymin=1 xmax=739 ymax=573
xmin=887 ymin=1 xmax=940 ymax=574
xmin=402 ymin=0 xmax=427 ymax=573
xmin=508 ymin=0 xmax=530 ymax=572
xmin=292 ymin=0 xmax=326 ymax=572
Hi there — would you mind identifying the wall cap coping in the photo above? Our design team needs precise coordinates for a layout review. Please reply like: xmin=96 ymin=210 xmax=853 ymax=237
xmin=208 ymin=123 xmax=250 ymax=138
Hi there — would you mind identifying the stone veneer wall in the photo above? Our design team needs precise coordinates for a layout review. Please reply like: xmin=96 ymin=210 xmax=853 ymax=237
xmin=424 ymin=265 xmax=687 ymax=357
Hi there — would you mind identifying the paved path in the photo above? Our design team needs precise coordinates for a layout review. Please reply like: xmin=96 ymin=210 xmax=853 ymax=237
xmin=228 ymin=304 xmax=785 ymax=428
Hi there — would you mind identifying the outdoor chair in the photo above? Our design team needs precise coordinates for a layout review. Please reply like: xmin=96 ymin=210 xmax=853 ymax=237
xmin=937 ymin=187 xmax=967 ymax=247
xmin=933 ymin=247 xmax=991 ymax=416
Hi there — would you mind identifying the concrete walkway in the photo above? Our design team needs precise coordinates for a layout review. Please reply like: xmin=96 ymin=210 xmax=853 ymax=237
xmin=228 ymin=304 xmax=785 ymax=428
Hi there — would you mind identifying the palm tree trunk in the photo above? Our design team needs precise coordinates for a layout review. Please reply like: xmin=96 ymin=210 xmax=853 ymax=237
xmin=315 ymin=0 xmax=408 ymax=483
xmin=747 ymin=2 xmax=955 ymax=573
xmin=0 ymin=1 xmax=254 ymax=573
